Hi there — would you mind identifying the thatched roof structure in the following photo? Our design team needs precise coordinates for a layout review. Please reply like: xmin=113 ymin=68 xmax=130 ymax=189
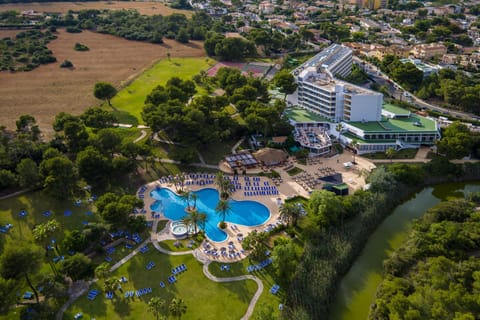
xmin=253 ymin=148 xmax=288 ymax=166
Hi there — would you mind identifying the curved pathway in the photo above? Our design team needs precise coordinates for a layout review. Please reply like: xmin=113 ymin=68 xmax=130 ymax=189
xmin=58 ymin=218 xmax=264 ymax=320
xmin=202 ymin=261 xmax=264 ymax=320
xmin=150 ymin=219 xmax=264 ymax=319
xmin=133 ymin=129 xmax=148 ymax=143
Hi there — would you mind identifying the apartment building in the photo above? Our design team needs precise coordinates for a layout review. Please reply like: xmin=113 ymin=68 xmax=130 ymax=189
xmin=292 ymin=44 xmax=382 ymax=122
xmin=411 ymin=43 xmax=447 ymax=60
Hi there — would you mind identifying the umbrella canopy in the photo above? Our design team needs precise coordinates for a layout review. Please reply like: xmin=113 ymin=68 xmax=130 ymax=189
xmin=253 ymin=148 xmax=288 ymax=166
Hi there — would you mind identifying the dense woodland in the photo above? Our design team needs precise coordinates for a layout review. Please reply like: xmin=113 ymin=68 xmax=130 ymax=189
xmin=0 ymin=29 xmax=56 ymax=71
xmin=370 ymin=197 xmax=480 ymax=319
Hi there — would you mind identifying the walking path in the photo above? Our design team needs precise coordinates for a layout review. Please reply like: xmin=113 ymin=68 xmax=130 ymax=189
xmin=202 ymin=261 xmax=264 ymax=320
xmin=55 ymin=281 xmax=91 ymax=320
xmin=133 ymin=130 xmax=147 ymax=143
xmin=231 ymin=137 xmax=246 ymax=154
xmin=57 ymin=192 xmax=265 ymax=320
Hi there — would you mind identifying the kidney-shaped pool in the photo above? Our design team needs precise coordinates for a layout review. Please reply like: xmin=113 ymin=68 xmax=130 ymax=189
xmin=150 ymin=187 xmax=270 ymax=242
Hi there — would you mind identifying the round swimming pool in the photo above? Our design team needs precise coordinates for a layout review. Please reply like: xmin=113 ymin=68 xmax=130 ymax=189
xmin=171 ymin=221 xmax=188 ymax=239
xmin=150 ymin=188 xmax=270 ymax=242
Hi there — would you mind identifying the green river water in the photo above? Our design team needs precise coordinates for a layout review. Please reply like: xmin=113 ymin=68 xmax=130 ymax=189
xmin=330 ymin=182 xmax=480 ymax=320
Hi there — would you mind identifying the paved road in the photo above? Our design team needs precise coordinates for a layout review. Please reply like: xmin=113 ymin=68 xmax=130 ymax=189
xmin=354 ymin=57 xmax=479 ymax=121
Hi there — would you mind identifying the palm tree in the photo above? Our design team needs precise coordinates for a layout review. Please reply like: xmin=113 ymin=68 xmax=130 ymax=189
xmin=385 ymin=147 xmax=396 ymax=163
xmin=350 ymin=139 xmax=359 ymax=164
xmin=104 ymin=277 xmax=119 ymax=295
xmin=190 ymin=193 xmax=198 ymax=210
xmin=215 ymin=199 xmax=231 ymax=223
xmin=148 ymin=297 xmax=166 ymax=320
xmin=169 ymin=298 xmax=187 ymax=319
xmin=183 ymin=209 xmax=207 ymax=235
xmin=32 ymin=219 xmax=60 ymax=256
xmin=180 ymin=190 xmax=192 ymax=210
xmin=279 ymin=203 xmax=303 ymax=227
xmin=95 ymin=262 xmax=110 ymax=281
xmin=215 ymin=172 xmax=235 ymax=200
xmin=335 ymin=123 xmax=344 ymax=142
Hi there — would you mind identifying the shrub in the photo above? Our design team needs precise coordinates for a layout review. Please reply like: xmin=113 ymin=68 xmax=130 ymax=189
xmin=74 ymin=43 xmax=89 ymax=51
xmin=60 ymin=60 xmax=73 ymax=68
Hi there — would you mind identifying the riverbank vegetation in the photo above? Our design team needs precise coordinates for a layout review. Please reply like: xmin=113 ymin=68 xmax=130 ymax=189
xmin=281 ymin=159 xmax=480 ymax=319
xmin=369 ymin=196 xmax=480 ymax=319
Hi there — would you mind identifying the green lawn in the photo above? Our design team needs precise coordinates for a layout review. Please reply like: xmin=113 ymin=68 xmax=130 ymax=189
xmin=111 ymin=57 xmax=215 ymax=124
xmin=157 ymin=238 xmax=201 ymax=252
xmin=208 ymin=260 xmax=283 ymax=319
xmin=0 ymin=191 xmax=98 ymax=246
xmin=65 ymin=246 xmax=258 ymax=320
xmin=286 ymin=167 xmax=304 ymax=176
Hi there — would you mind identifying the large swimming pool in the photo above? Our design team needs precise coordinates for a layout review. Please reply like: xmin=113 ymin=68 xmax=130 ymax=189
xmin=150 ymin=188 xmax=270 ymax=242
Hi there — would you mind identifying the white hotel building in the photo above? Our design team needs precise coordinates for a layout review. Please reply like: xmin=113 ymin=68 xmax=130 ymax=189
xmin=288 ymin=44 xmax=440 ymax=155
xmin=292 ymin=44 xmax=383 ymax=123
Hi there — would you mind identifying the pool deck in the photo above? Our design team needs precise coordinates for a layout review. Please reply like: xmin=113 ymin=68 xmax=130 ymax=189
xmin=138 ymin=151 xmax=375 ymax=262
xmin=139 ymin=175 xmax=284 ymax=262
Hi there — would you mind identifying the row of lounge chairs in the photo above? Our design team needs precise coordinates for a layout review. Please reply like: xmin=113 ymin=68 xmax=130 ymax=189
xmin=246 ymin=258 xmax=273 ymax=272
xmin=244 ymin=190 xmax=279 ymax=196
xmin=53 ymin=256 xmax=64 ymax=263
xmin=220 ymin=264 xmax=231 ymax=271
xmin=139 ymin=245 xmax=149 ymax=253
xmin=135 ymin=287 xmax=152 ymax=297
xmin=105 ymin=292 xmax=114 ymax=299
xmin=172 ymin=264 xmax=187 ymax=275
xmin=146 ymin=261 xmax=155 ymax=270
xmin=106 ymin=247 xmax=115 ymax=255
xmin=0 ymin=223 xmax=13 ymax=233
xmin=270 ymin=284 xmax=280 ymax=295
xmin=87 ymin=289 xmax=99 ymax=301
xmin=167 ymin=275 xmax=177 ymax=284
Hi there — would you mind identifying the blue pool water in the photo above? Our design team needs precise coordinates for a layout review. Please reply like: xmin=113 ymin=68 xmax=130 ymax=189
xmin=150 ymin=188 xmax=270 ymax=242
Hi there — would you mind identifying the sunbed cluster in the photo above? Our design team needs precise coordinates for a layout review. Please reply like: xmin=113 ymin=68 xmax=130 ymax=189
xmin=0 ymin=223 xmax=13 ymax=233
xmin=146 ymin=261 xmax=155 ymax=270
xmin=137 ymin=185 xmax=148 ymax=199
xmin=270 ymin=284 xmax=280 ymax=295
xmin=246 ymin=258 xmax=273 ymax=272
xmin=134 ymin=287 xmax=152 ymax=297
xmin=171 ymin=264 xmax=187 ymax=275
xmin=87 ymin=289 xmax=100 ymax=300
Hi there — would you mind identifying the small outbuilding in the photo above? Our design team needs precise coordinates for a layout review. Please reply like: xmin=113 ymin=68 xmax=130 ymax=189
xmin=253 ymin=148 xmax=288 ymax=166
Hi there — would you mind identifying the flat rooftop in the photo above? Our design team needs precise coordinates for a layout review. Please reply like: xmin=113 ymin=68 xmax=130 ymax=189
xmin=382 ymin=103 xmax=411 ymax=116
xmin=347 ymin=112 xmax=437 ymax=133
xmin=286 ymin=107 xmax=330 ymax=123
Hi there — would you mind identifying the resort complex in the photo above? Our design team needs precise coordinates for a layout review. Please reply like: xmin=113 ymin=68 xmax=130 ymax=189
xmin=289 ymin=44 xmax=441 ymax=154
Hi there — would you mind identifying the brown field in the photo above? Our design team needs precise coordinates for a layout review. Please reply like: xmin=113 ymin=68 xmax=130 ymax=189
xmin=0 ymin=29 xmax=205 ymax=136
xmin=0 ymin=1 xmax=192 ymax=16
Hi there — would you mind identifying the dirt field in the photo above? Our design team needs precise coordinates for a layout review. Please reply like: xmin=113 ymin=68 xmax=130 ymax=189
xmin=0 ymin=29 xmax=205 ymax=136
xmin=0 ymin=1 xmax=192 ymax=16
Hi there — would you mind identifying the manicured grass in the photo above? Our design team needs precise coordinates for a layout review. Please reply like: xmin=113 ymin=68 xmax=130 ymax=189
xmin=111 ymin=57 xmax=215 ymax=124
xmin=362 ymin=148 xmax=418 ymax=160
xmin=0 ymin=191 xmax=98 ymax=246
xmin=286 ymin=167 xmax=304 ymax=176
xmin=157 ymin=238 xmax=201 ymax=252
xmin=66 ymin=247 xmax=258 ymax=320
xmin=208 ymin=260 xmax=283 ymax=319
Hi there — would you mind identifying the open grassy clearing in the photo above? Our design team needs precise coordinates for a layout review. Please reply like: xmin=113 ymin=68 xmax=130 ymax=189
xmin=0 ymin=191 xmax=98 ymax=247
xmin=0 ymin=29 xmax=205 ymax=136
xmin=65 ymin=246 xmax=257 ymax=320
xmin=111 ymin=57 xmax=214 ymax=124
xmin=0 ymin=1 xmax=193 ymax=16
